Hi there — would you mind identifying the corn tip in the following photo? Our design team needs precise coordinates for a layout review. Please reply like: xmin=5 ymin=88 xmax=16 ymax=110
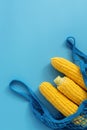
xmin=39 ymin=82 xmax=51 ymax=91
xmin=54 ymin=76 xmax=65 ymax=85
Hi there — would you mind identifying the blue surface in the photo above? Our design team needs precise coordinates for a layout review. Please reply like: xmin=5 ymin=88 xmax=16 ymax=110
xmin=0 ymin=0 xmax=87 ymax=130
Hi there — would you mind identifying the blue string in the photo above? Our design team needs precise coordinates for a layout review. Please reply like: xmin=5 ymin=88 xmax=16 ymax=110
xmin=66 ymin=37 xmax=87 ymax=61
xmin=9 ymin=37 xmax=87 ymax=130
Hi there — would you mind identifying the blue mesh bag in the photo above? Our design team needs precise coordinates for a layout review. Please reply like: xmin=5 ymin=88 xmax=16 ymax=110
xmin=9 ymin=37 xmax=87 ymax=130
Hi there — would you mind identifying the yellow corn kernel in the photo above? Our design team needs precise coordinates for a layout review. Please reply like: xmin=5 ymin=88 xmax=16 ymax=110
xmin=51 ymin=57 xmax=86 ymax=90
xmin=54 ymin=76 xmax=87 ymax=105
xmin=39 ymin=82 xmax=78 ymax=117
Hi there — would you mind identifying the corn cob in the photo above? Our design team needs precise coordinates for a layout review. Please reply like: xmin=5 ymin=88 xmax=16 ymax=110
xmin=51 ymin=57 xmax=86 ymax=90
xmin=54 ymin=76 xmax=87 ymax=105
xmin=39 ymin=82 xmax=78 ymax=117
xmin=54 ymin=76 xmax=87 ymax=126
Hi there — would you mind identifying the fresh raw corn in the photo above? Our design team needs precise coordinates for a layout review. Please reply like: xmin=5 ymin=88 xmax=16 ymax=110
xmin=39 ymin=82 xmax=78 ymax=117
xmin=51 ymin=57 xmax=86 ymax=90
xmin=54 ymin=76 xmax=87 ymax=105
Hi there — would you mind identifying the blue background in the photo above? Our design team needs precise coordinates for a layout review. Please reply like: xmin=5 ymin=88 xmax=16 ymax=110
xmin=0 ymin=0 xmax=87 ymax=130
